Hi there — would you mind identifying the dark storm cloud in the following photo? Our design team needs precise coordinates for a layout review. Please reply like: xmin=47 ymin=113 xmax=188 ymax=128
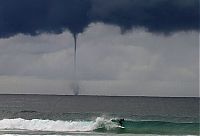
xmin=90 ymin=0 xmax=199 ymax=33
xmin=0 ymin=0 xmax=199 ymax=38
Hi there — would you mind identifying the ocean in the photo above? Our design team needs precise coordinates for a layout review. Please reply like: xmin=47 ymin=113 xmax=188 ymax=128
xmin=0 ymin=94 xmax=199 ymax=136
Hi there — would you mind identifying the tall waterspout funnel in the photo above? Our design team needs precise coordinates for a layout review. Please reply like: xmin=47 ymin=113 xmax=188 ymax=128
xmin=72 ymin=33 xmax=79 ymax=95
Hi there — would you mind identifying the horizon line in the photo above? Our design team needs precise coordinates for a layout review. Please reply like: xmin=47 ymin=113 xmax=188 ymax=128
xmin=0 ymin=93 xmax=199 ymax=98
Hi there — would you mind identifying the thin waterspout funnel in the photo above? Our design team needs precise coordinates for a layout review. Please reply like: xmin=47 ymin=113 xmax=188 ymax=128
xmin=72 ymin=33 xmax=79 ymax=95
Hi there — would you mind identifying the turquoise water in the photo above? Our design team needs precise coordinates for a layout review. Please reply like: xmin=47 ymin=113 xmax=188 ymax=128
xmin=0 ymin=95 xmax=199 ymax=136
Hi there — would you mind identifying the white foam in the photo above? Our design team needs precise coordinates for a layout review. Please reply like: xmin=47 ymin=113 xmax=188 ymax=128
xmin=0 ymin=117 xmax=118 ymax=132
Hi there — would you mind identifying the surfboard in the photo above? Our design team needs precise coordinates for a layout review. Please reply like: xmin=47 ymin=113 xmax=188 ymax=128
xmin=117 ymin=126 xmax=125 ymax=129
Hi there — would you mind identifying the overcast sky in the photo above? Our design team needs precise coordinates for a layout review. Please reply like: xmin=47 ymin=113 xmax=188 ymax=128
xmin=0 ymin=0 xmax=199 ymax=96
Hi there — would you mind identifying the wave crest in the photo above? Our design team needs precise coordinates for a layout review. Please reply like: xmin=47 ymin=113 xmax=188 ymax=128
xmin=0 ymin=117 xmax=118 ymax=132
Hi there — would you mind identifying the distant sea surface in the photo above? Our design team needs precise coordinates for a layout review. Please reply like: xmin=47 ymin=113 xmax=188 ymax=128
xmin=0 ymin=94 xmax=199 ymax=136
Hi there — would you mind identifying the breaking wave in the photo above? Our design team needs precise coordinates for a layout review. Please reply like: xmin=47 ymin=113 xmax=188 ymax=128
xmin=0 ymin=117 xmax=118 ymax=132
xmin=0 ymin=117 xmax=198 ymax=135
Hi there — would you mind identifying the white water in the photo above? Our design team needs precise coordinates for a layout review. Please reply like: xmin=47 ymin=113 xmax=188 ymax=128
xmin=0 ymin=117 xmax=118 ymax=132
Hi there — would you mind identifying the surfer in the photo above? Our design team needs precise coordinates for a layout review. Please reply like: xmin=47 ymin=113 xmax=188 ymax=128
xmin=111 ymin=118 xmax=125 ymax=128
xmin=118 ymin=118 xmax=125 ymax=127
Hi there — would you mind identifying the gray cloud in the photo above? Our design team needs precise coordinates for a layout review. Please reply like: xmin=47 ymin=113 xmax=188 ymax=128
xmin=0 ymin=23 xmax=198 ymax=96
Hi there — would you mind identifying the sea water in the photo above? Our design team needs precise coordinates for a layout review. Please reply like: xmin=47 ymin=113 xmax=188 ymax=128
xmin=0 ymin=94 xmax=199 ymax=136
